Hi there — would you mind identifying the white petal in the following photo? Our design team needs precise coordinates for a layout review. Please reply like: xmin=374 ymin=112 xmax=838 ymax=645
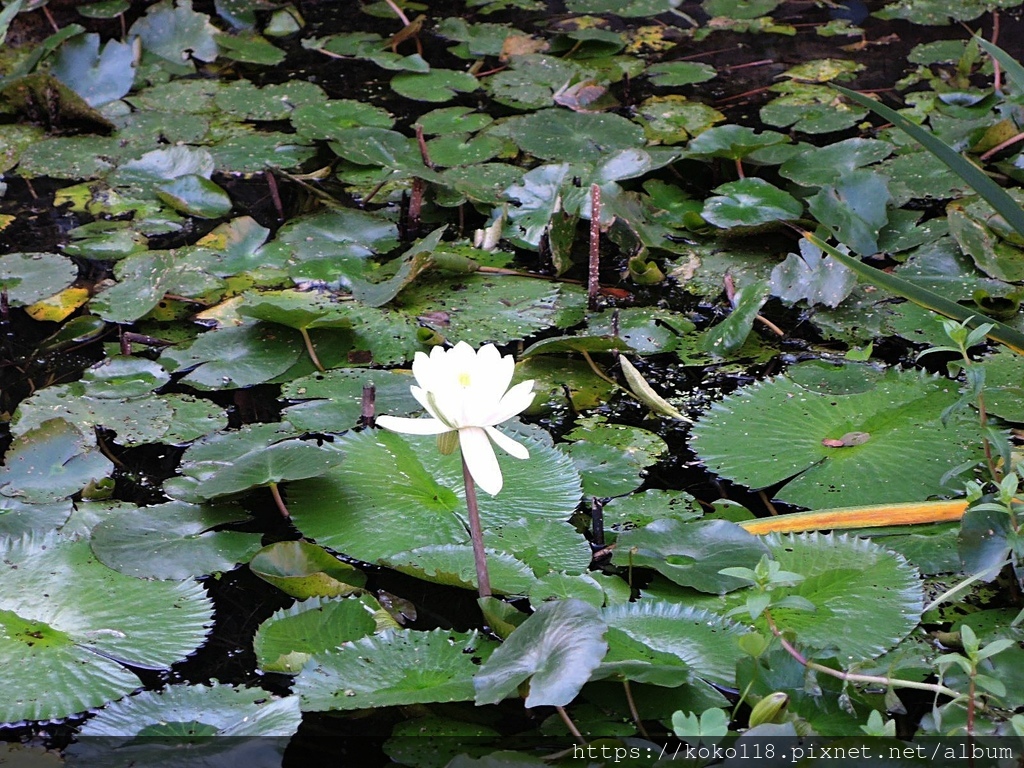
xmin=375 ymin=415 xmax=451 ymax=435
xmin=485 ymin=426 xmax=530 ymax=460
xmin=487 ymin=379 xmax=535 ymax=423
xmin=459 ymin=426 xmax=503 ymax=495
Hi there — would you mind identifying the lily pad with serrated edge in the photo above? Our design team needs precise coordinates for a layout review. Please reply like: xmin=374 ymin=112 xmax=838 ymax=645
xmin=0 ymin=533 xmax=213 ymax=723
xmin=89 ymin=502 xmax=262 ymax=580
xmin=602 ymin=489 xmax=702 ymax=529
xmin=255 ymin=596 xmax=385 ymax=673
xmin=296 ymin=629 xmax=497 ymax=712
xmin=724 ymin=533 xmax=923 ymax=659
xmin=287 ymin=430 xmax=581 ymax=566
xmin=598 ymin=602 xmax=746 ymax=687
xmin=382 ymin=545 xmax=538 ymax=595
xmin=691 ymin=367 xmax=984 ymax=508
xmin=281 ymin=368 xmax=421 ymax=432
xmin=65 ymin=682 xmax=301 ymax=765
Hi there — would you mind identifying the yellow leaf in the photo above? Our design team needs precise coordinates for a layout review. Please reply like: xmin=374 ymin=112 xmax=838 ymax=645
xmin=24 ymin=287 xmax=90 ymax=322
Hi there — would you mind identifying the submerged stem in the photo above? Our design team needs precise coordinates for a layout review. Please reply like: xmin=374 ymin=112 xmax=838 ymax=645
xmin=269 ymin=482 xmax=290 ymax=518
xmin=298 ymin=327 xmax=325 ymax=372
xmin=462 ymin=452 xmax=492 ymax=598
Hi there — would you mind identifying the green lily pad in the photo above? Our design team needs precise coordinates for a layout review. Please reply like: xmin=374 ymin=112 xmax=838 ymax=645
xmin=770 ymin=238 xmax=857 ymax=308
xmin=287 ymin=430 xmax=581 ymax=565
xmin=602 ymin=489 xmax=703 ymax=529
xmin=51 ymin=33 xmax=135 ymax=108
xmin=213 ymin=79 xmax=326 ymax=120
xmin=0 ymin=533 xmax=213 ymax=722
xmin=0 ymin=419 xmax=113 ymax=504
xmin=808 ymin=169 xmax=891 ymax=256
xmin=250 ymin=540 xmax=367 ymax=599
xmin=487 ymin=518 xmax=592 ymax=576
xmin=562 ymin=436 xmax=659 ymax=499
xmin=281 ymin=368 xmax=421 ymax=432
xmin=646 ymin=61 xmax=717 ymax=87
xmin=684 ymin=125 xmax=789 ymax=160
xmin=208 ymin=132 xmax=316 ymax=173
xmin=599 ymin=602 xmax=746 ymax=687
xmin=978 ymin=349 xmax=1024 ymax=422
xmin=215 ymin=31 xmax=285 ymax=64
xmin=701 ymin=178 xmax=803 ymax=229
xmin=691 ymin=368 xmax=984 ymax=508
xmin=501 ymin=109 xmax=645 ymax=163
xmin=738 ymin=533 xmax=922 ymax=659
xmin=397 ymin=273 xmax=580 ymax=345
xmin=255 ymin=596 xmax=384 ymax=673
xmin=474 ymin=599 xmax=607 ymax=707
xmin=155 ymin=174 xmax=233 ymax=218
xmin=129 ymin=0 xmax=219 ymax=65
xmin=160 ymin=323 xmax=305 ymax=390
xmin=761 ymin=82 xmax=868 ymax=134
xmin=613 ymin=519 xmax=770 ymax=594
xmin=89 ymin=502 xmax=262 ymax=579
xmin=66 ymin=682 xmax=301 ymax=756
xmin=0 ymin=497 xmax=73 ymax=538
xmin=779 ymin=138 xmax=894 ymax=188
xmin=296 ymin=629 xmax=497 ymax=711
xmin=391 ymin=69 xmax=480 ymax=102
xmin=189 ymin=438 xmax=345 ymax=500
xmin=0 ymin=252 xmax=77 ymax=306
xmin=634 ymin=95 xmax=726 ymax=144
xmin=291 ymin=99 xmax=395 ymax=141
xmin=382 ymin=545 xmax=538 ymax=595
xmin=586 ymin=307 xmax=696 ymax=355
xmin=529 ymin=572 xmax=605 ymax=609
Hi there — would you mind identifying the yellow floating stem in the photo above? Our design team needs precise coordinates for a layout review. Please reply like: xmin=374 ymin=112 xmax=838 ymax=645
xmin=739 ymin=500 xmax=969 ymax=535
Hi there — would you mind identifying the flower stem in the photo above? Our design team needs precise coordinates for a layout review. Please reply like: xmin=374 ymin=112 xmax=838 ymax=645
xmin=462 ymin=452 xmax=492 ymax=598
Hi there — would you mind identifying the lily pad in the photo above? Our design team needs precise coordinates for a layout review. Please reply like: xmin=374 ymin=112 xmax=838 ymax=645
xmin=295 ymin=629 xmax=497 ymax=711
xmin=770 ymin=239 xmax=857 ymax=308
xmin=0 ymin=419 xmax=113 ymax=503
xmin=501 ymin=109 xmax=646 ymax=163
xmin=51 ymin=33 xmax=135 ymax=108
xmin=65 ymin=682 xmax=301 ymax=764
xmin=0 ymin=252 xmax=77 ymax=306
xmin=188 ymin=438 xmax=345 ymax=500
xmin=613 ymin=519 xmax=770 ymax=594
xmin=691 ymin=368 xmax=984 ymax=508
xmin=391 ymin=69 xmax=480 ymax=102
xmin=701 ymin=178 xmax=803 ymax=229
xmin=250 ymin=540 xmax=367 ymax=599
xmin=599 ymin=602 xmax=746 ymax=687
xmin=89 ymin=502 xmax=262 ymax=579
xmin=160 ymin=323 xmax=305 ymax=390
xmin=0 ymin=533 xmax=213 ymax=722
xmin=382 ymin=545 xmax=538 ymax=596
xmin=286 ymin=430 xmax=581 ymax=565
xmin=731 ymin=533 xmax=923 ymax=659
xmin=474 ymin=599 xmax=607 ymax=707
xmin=254 ymin=596 xmax=384 ymax=673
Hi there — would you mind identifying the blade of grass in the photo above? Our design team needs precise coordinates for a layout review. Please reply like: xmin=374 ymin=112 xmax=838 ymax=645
xmin=834 ymin=85 xmax=1024 ymax=241
xmin=977 ymin=38 xmax=1024 ymax=93
xmin=803 ymin=230 xmax=1024 ymax=355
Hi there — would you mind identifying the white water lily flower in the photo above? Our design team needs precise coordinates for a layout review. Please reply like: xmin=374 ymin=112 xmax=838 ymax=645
xmin=376 ymin=342 xmax=535 ymax=496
